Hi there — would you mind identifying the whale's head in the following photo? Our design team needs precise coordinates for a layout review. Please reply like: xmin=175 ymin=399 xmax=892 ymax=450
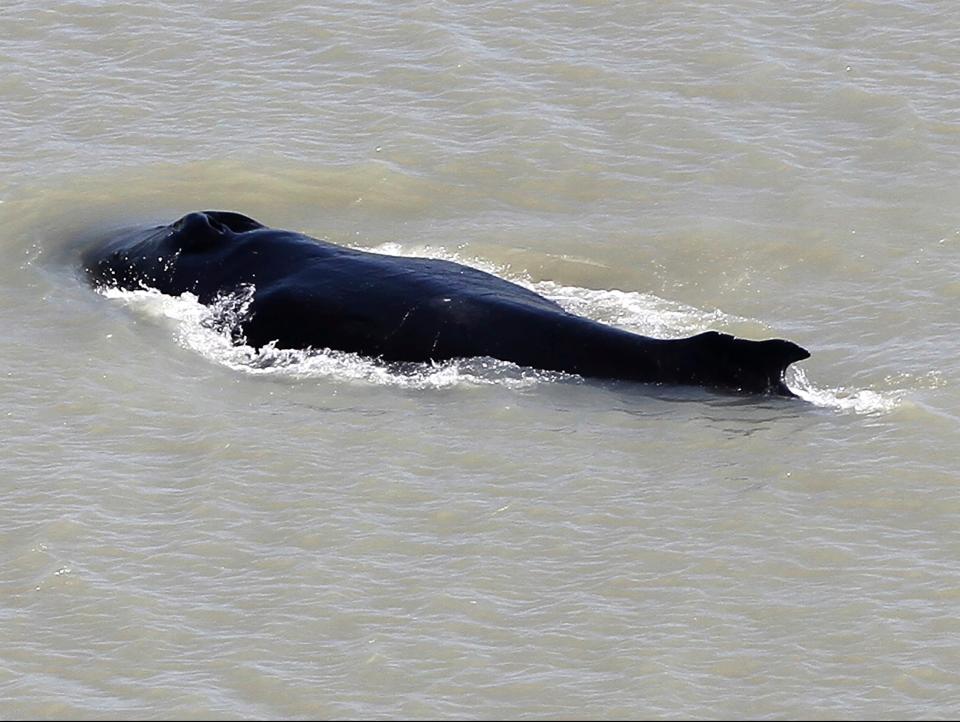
xmin=82 ymin=211 xmax=265 ymax=296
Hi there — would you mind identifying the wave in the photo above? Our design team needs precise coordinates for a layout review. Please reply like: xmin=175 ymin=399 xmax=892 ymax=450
xmin=98 ymin=246 xmax=909 ymax=413
xmin=788 ymin=367 xmax=905 ymax=415
xmin=99 ymin=286 xmax=572 ymax=390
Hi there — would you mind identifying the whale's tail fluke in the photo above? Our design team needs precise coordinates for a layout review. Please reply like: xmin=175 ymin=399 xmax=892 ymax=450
xmin=674 ymin=331 xmax=810 ymax=396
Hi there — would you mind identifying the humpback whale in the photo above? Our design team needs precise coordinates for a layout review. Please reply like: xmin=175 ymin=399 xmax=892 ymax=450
xmin=82 ymin=211 xmax=809 ymax=395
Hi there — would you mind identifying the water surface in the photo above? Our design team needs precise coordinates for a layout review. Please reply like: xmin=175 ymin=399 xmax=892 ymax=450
xmin=2 ymin=1 xmax=959 ymax=719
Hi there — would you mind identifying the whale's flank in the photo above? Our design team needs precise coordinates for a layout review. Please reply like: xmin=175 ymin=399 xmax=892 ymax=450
xmin=82 ymin=210 xmax=810 ymax=396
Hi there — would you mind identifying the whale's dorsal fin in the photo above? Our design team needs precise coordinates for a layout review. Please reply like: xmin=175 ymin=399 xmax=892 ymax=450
xmin=201 ymin=211 xmax=265 ymax=233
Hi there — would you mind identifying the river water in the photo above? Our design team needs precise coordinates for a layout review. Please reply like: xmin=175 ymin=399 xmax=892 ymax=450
xmin=2 ymin=1 xmax=959 ymax=719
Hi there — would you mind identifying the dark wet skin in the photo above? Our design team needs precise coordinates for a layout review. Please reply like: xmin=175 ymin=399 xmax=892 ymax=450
xmin=82 ymin=211 xmax=810 ymax=395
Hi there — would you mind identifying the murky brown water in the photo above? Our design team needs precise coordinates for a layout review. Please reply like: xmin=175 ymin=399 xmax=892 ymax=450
xmin=2 ymin=1 xmax=959 ymax=718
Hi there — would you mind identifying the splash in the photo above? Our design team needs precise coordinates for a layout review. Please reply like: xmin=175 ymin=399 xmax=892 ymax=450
xmin=99 ymin=250 xmax=845 ymax=401
xmin=367 ymin=242 xmax=734 ymax=337
xmin=99 ymin=286 xmax=572 ymax=389
xmin=787 ymin=367 xmax=906 ymax=415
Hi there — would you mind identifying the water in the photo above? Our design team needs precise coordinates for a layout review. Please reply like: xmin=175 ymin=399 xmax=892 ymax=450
xmin=2 ymin=1 xmax=959 ymax=718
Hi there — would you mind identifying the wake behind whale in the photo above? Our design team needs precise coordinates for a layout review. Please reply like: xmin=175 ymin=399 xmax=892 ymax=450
xmin=81 ymin=210 xmax=810 ymax=396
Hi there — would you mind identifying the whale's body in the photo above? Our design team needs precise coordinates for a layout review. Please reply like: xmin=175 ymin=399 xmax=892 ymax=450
xmin=82 ymin=211 xmax=809 ymax=395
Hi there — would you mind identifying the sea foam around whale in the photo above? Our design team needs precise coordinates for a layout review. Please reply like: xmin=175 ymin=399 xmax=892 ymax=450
xmin=99 ymin=245 xmax=909 ymax=414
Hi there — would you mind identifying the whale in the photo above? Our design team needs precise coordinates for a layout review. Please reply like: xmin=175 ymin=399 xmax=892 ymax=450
xmin=81 ymin=210 xmax=810 ymax=395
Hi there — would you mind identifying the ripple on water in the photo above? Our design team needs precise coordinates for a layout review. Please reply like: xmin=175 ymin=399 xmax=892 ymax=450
xmin=94 ymin=250 xmax=893 ymax=414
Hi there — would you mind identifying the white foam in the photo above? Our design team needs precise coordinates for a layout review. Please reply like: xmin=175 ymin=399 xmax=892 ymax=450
xmin=99 ymin=286 xmax=570 ymax=389
xmin=787 ymin=367 xmax=905 ymax=415
xmin=366 ymin=242 xmax=730 ymax=337
xmin=99 ymin=253 xmax=902 ymax=413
